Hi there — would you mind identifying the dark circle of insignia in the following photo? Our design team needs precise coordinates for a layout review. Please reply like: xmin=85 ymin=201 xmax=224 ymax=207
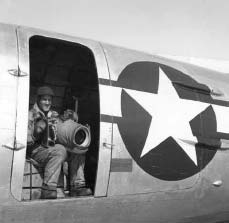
xmin=116 ymin=62 xmax=220 ymax=181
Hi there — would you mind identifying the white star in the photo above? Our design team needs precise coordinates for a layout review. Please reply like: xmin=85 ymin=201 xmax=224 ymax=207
xmin=124 ymin=68 xmax=209 ymax=165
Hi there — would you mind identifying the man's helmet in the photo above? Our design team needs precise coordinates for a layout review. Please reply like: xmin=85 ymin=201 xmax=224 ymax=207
xmin=37 ymin=86 xmax=55 ymax=96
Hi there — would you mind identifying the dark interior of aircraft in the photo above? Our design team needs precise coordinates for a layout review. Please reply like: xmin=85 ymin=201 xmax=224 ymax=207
xmin=22 ymin=35 xmax=100 ymax=200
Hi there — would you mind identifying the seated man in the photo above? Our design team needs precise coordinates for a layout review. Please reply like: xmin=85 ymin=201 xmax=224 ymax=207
xmin=27 ymin=86 xmax=92 ymax=199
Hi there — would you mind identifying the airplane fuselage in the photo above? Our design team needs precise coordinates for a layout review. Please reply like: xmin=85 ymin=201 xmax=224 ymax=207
xmin=1 ymin=23 xmax=229 ymax=223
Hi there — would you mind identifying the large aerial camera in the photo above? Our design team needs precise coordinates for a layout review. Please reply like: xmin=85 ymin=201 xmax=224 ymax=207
xmin=56 ymin=110 xmax=91 ymax=154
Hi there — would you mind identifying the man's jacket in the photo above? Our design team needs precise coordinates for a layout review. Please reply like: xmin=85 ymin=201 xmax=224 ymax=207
xmin=27 ymin=103 xmax=58 ymax=154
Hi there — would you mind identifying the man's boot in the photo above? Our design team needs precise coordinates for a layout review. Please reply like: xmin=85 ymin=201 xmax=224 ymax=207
xmin=70 ymin=186 xmax=92 ymax=197
xmin=40 ymin=184 xmax=57 ymax=199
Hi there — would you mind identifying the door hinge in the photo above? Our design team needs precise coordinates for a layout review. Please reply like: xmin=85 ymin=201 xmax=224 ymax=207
xmin=8 ymin=68 xmax=28 ymax=77
xmin=2 ymin=141 xmax=25 ymax=151
xmin=103 ymin=142 xmax=115 ymax=149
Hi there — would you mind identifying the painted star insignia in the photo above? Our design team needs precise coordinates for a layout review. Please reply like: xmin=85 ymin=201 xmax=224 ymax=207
xmin=124 ymin=68 xmax=210 ymax=165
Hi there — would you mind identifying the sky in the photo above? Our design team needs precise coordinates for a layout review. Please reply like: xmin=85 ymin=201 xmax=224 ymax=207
xmin=0 ymin=0 xmax=229 ymax=61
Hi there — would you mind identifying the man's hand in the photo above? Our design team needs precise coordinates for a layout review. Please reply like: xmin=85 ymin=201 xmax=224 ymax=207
xmin=33 ymin=119 xmax=47 ymax=139
xmin=63 ymin=109 xmax=78 ymax=122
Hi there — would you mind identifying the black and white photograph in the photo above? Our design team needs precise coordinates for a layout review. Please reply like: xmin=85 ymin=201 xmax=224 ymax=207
xmin=0 ymin=1 xmax=229 ymax=222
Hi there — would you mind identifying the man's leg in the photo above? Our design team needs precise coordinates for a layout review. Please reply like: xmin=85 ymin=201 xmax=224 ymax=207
xmin=68 ymin=153 xmax=92 ymax=196
xmin=31 ymin=144 xmax=67 ymax=199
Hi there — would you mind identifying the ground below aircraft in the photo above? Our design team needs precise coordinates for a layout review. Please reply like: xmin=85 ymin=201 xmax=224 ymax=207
xmin=1 ymin=23 xmax=229 ymax=223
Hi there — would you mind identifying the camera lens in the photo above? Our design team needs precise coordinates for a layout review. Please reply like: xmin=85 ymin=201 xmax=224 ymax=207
xmin=74 ymin=130 xmax=86 ymax=145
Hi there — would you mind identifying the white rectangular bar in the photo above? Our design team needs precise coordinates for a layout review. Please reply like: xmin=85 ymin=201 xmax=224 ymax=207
xmin=99 ymin=84 xmax=122 ymax=117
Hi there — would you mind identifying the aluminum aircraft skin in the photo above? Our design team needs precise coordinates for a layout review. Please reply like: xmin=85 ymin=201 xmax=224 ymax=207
xmin=1 ymin=23 xmax=229 ymax=223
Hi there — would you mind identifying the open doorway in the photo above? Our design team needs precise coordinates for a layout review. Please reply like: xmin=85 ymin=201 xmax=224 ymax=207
xmin=22 ymin=35 xmax=100 ymax=200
